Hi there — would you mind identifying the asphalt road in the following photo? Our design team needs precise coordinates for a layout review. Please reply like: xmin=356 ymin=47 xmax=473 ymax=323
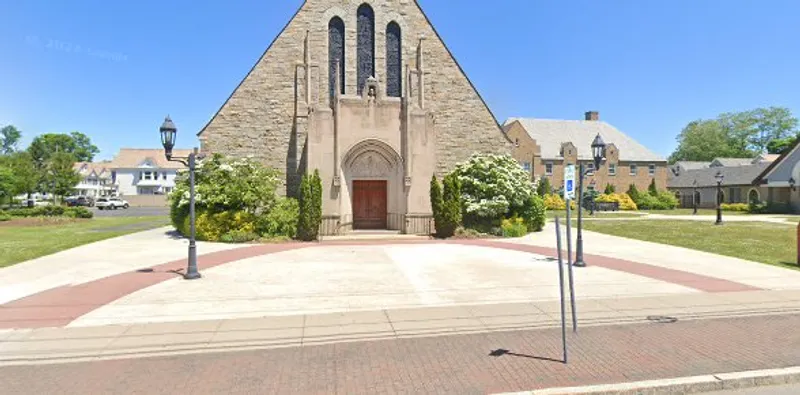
xmin=91 ymin=206 xmax=169 ymax=217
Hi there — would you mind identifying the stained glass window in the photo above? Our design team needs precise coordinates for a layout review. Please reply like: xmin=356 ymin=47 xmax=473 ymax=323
xmin=386 ymin=22 xmax=402 ymax=97
xmin=328 ymin=17 xmax=345 ymax=101
xmin=357 ymin=4 xmax=375 ymax=95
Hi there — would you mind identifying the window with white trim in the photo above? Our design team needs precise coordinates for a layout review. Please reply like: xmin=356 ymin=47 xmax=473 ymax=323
xmin=522 ymin=162 xmax=531 ymax=172
xmin=608 ymin=163 xmax=617 ymax=176
xmin=545 ymin=162 xmax=553 ymax=176
xmin=630 ymin=164 xmax=638 ymax=176
xmin=586 ymin=162 xmax=595 ymax=175
xmin=648 ymin=164 xmax=656 ymax=176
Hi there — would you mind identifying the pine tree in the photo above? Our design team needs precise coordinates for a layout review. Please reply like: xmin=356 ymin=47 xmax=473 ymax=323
xmin=297 ymin=173 xmax=314 ymax=241
xmin=648 ymin=178 xmax=658 ymax=196
xmin=536 ymin=177 xmax=552 ymax=197
xmin=430 ymin=175 xmax=443 ymax=231
xmin=627 ymin=184 xmax=640 ymax=201
xmin=604 ymin=183 xmax=616 ymax=194
xmin=310 ymin=170 xmax=323 ymax=239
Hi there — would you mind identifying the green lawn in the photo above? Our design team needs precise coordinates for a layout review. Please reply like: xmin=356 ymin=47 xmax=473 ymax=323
xmin=546 ymin=210 xmax=644 ymax=219
xmin=581 ymin=220 xmax=797 ymax=270
xmin=0 ymin=216 xmax=169 ymax=268
xmin=644 ymin=208 xmax=748 ymax=216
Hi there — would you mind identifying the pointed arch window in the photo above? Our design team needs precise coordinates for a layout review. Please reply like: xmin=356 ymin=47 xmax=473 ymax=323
xmin=386 ymin=21 xmax=402 ymax=97
xmin=328 ymin=16 xmax=345 ymax=100
xmin=357 ymin=3 xmax=375 ymax=95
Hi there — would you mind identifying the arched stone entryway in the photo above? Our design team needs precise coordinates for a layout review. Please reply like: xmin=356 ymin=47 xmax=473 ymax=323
xmin=341 ymin=139 xmax=404 ymax=231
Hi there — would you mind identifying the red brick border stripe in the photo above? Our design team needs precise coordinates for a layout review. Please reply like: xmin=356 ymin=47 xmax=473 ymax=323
xmin=0 ymin=239 xmax=759 ymax=330
xmin=463 ymin=239 xmax=761 ymax=293
xmin=0 ymin=243 xmax=309 ymax=329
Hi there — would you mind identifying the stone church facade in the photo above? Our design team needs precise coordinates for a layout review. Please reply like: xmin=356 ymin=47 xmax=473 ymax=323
xmin=199 ymin=0 xmax=512 ymax=235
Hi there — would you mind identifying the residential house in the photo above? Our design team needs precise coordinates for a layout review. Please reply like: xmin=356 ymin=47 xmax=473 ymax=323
xmin=108 ymin=148 xmax=192 ymax=196
xmin=753 ymin=139 xmax=800 ymax=212
xmin=671 ymin=161 xmax=710 ymax=176
xmin=73 ymin=161 xmax=115 ymax=197
xmin=504 ymin=111 xmax=669 ymax=194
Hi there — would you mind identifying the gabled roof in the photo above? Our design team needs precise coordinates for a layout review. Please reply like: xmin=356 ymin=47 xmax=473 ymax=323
xmin=668 ymin=162 xmax=770 ymax=188
xmin=753 ymin=138 xmax=800 ymax=184
xmin=710 ymin=158 xmax=754 ymax=168
xmin=674 ymin=161 xmax=711 ymax=171
xmin=109 ymin=148 xmax=193 ymax=170
xmin=73 ymin=161 xmax=112 ymax=179
xmin=505 ymin=118 xmax=666 ymax=162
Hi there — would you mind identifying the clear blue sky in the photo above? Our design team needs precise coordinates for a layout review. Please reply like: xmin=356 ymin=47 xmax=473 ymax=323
xmin=2 ymin=0 xmax=799 ymax=160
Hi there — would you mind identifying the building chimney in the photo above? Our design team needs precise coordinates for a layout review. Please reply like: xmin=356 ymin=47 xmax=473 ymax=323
xmin=585 ymin=111 xmax=599 ymax=121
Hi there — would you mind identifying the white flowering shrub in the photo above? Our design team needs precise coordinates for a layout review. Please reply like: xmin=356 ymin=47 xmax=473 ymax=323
xmin=169 ymin=154 xmax=296 ymax=241
xmin=450 ymin=154 xmax=545 ymax=233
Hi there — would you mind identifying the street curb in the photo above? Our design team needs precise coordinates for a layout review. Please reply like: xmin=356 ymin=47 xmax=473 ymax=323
xmin=496 ymin=366 xmax=800 ymax=395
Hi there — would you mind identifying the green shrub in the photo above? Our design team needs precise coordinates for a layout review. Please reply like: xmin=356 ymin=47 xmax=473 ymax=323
xmin=516 ymin=194 xmax=546 ymax=232
xmin=748 ymin=201 xmax=793 ymax=214
xmin=65 ymin=207 xmax=93 ymax=218
xmin=720 ymin=203 xmax=749 ymax=212
xmin=648 ymin=179 xmax=658 ymax=196
xmin=604 ymin=184 xmax=616 ymax=194
xmin=656 ymin=191 xmax=679 ymax=209
xmin=635 ymin=191 xmax=678 ymax=210
xmin=453 ymin=226 xmax=484 ymax=239
xmin=501 ymin=217 xmax=528 ymax=238
xmin=430 ymin=175 xmax=445 ymax=236
xmin=257 ymin=197 xmax=299 ymax=238
xmin=434 ymin=173 xmax=462 ymax=238
xmin=194 ymin=211 xmax=257 ymax=242
xmin=297 ymin=170 xmax=323 ymax=241
xmin=536 ymin=177 xmax=552 ymax=197
xmin=219 ymin=230 xmax=260 ymax=243
xmin=0 ymin=212 xmax=10 ymax=222
xmin=543 ymin=193 xmax=576 ymax=211
xmin=627 ymin=184 xmax=641 ymax=201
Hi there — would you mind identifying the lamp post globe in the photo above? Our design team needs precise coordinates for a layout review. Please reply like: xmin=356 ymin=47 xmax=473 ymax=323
xmin=159 ymin=116 xmax=177 ymax=159
xmin=591 ymin=134 xmax=606 ymax=170
xmin=715 ymin=171 xmax=724 ymax=225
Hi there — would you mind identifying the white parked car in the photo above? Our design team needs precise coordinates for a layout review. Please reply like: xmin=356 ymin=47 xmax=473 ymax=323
xmin=95 ymin=197 xmax=129 ymax=210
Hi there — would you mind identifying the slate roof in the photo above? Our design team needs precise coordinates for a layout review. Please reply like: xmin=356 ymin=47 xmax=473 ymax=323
xmin=668 ymin=162 xmax=770 ymax=188
xmin=109 ymin=148 xmax=193 ymax=169
xmin=506 ymin=118 xmax=666 ymax=162
xmin=674 ymin=161 xmax=711 ymax=171
xmin=710 ymin=158 xmax=754 ymax=167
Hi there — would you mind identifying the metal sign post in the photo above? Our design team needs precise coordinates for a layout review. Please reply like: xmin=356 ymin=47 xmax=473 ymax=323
xmin=555 ymin=217 xmax=568 ymax=364
xmin=564 ymin=164 xmax=578 ymax=332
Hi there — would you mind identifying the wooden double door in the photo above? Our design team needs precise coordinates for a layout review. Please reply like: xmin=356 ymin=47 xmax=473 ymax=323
xmin=352 ymin=180 xmax=387 ymax=230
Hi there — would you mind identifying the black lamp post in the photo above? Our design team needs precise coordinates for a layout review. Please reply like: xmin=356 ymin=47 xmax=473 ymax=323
xmin=692 ymin=179 xmax=698 ymax=215
xmin=159 ymin=116 xmax=201 ymax=280
xmin=574 ymin=134 xmax=606 ymax=268
xmin=715 ymin=171 xmax=724 ymax=226
xmin=589 ymin=179 xmax=597 ymax=216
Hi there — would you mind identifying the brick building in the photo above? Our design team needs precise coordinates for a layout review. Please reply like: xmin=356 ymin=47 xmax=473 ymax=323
xmin=504 ymin=112 xmax=668 ymax=194
xmin=198 ymin=0 xmax=512 ymax=235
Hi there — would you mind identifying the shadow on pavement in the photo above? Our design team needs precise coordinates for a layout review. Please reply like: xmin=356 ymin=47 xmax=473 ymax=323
xmin=489 ymin=348 xmax=565 ymax=364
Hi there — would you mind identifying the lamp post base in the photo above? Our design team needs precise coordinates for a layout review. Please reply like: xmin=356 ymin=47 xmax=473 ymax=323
xmin=573 ymin=260 xmax=587 ymax=268
xmin=183 ymin=272 xmax=202 ymax=280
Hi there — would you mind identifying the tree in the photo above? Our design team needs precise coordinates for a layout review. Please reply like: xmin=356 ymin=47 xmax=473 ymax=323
xmin=627 ymin=184 xmax=641 ymax=201
xmin=648 ymin=179 xmax=658 ymax=196
xmin=437 ymin=173 xmax=462 ymax=238
xmin=0 ymin=166 xmax=14 ymax=205
xmin=767 ymin=134 xmax=799 ymax=155
xmin=0 ymin=125 xmax=22 ymax=154
xmin=7 ymin=152 xmax=40 ymax=202
xmin=536 ymin=177 xmax=552 ymax=197
xmin=430 ymin=175 xmax=444 ymax=235
xmin=296 ymin=170 xmax=322 ymax=241
xmin=43 ymin=152 xmax=81 ymax=203
xmin=669 ymin=120 xmax=750 ymax=162
xmin=670 ymin=107 xmax=799 ymax=162
xmin=604 ymin=184 xmax=615 ymax=194
xmin=28 ymin=131 xmax=99 ymax=166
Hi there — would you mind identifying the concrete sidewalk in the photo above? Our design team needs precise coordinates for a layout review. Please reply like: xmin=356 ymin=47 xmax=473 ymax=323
xmin=3 ymin=290 xmax=800 ymax=365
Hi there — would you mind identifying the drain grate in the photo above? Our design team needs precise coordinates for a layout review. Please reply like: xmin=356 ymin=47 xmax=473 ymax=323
xmin=646 ymin=315 xmax=678 ymax=324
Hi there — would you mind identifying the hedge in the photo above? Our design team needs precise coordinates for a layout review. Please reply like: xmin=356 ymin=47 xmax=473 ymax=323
xmin=2 ymin=206 xmax=93 ymax=219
